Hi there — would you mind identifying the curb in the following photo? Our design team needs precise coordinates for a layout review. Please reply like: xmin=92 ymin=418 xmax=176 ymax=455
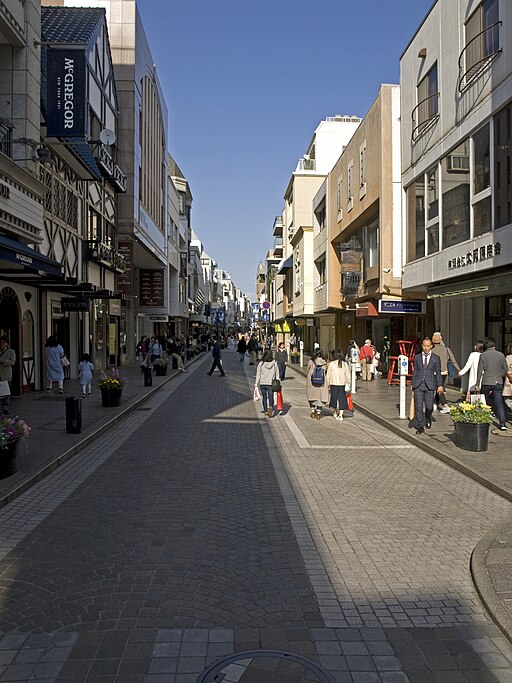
xmin=471 ymin=521 xmax=512 ymax=645
xmin=0 ymin=354 xmax=204 ymax=509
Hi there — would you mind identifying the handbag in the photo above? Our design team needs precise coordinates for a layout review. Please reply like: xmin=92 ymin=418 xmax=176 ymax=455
xmin=469 ymin=393 xmax=486 ymax=406
xmin=271 ymin=378 xmax=281 ymax=393
xmin=0 ymin=380 xmax=10 ymax=397
xmin=346 ymin=393 xmax=354 ymax=411
xmin=61 ymin=356 xmax=70 ymax=368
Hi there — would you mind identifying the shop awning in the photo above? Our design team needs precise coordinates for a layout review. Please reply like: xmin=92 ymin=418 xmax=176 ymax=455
xmin=277 ymin=256 xmax=293 ymax=274
xmin=356 ymin=301 xmax=379 ymax=317
xmin=0 ymin=236 xmax=64 ymax=277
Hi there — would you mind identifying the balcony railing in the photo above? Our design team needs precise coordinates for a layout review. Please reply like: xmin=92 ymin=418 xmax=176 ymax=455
xmin=458 ymin=21 xmax=502 ymax=92
xmin=86 ymin=240 xmax=127 ymax=273
xmin=295 ymin=157 xmax=316 ymax=171
xmin=273 ymin=215 xmax=283 ymax=237
xmin=411 ymin=93 xmax=440 ymax=141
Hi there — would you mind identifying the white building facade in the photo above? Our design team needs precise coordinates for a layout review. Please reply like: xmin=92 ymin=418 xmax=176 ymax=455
xmin=401 ymin=0 xmax=512 ymax=367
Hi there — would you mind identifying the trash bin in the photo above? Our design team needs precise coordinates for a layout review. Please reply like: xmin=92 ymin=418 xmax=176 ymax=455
xmin=143 ymin=366 xmax=153 ymax=386
xmin=66 ymin=396 xmax=82 ymax=434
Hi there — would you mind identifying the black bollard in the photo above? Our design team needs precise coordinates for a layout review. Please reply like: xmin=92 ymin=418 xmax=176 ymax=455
xmin=143 ymin=366 xmax=153 ymax=386
xmin=66 ymin=396 xmax=82 ymax=434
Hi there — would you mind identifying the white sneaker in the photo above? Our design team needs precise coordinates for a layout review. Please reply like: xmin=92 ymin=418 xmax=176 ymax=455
xmin=440 ymin=407 xmax=451 ymax=414
xmin=433 ymin=405 xmax=438 ymax=411
xmin=499 ymin=425 xmax=508 ymax=431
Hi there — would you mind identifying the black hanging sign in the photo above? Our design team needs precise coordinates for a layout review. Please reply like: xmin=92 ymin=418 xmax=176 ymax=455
xmin=46 ymin=50 xmax=87 ymax=138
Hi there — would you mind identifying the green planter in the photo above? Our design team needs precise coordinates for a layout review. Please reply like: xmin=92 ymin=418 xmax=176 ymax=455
xmin=0 ymin=440 xmax=18 ymax=479
xmin=101 ymin=388 xmax=122 ymax=407
xmin=290 ymin=356 xmax=300 ymax=365
xmin=454 ymin=422 xmax=489 ymax=452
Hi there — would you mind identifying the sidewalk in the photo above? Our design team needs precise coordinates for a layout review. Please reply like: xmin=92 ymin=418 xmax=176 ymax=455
xmin=290 ymin=359 xmax=512 ymax=645
xmin=0 ymin=354 xmax=203 ymax=506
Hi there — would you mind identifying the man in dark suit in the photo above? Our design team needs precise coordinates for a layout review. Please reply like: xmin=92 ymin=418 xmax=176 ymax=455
xmin=206 ymin=338 xmax=226 ymax=377
xmin=411 ymin=337 xmax=444 ymax=434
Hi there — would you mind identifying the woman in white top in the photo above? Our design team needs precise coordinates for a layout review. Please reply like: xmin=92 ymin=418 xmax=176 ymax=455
xmin=458 ymin=339 xmax=484 ymax=401
xmin=326 ymin=351 xmax=351 ymax=421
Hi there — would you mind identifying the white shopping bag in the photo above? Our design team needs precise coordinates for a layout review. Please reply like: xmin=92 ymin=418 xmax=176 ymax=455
xmin=469 ymin=393 xmax=486 ymax=406
xmin=0 ymin=380 xmax=10 ymax=397
xmin=253 ymin=385 xmax=261 ymax=401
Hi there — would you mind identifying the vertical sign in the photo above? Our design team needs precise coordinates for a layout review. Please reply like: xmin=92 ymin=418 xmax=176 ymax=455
xmin=46 ymin=50 xmax=86 ymax=138
xmin=117 ymin=241 xmax=133 ymax=296
xmin=139 ymin=269 xmax=164 ymax=306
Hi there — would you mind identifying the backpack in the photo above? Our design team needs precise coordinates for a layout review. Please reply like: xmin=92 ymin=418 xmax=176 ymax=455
xmin=311 ymin=364 xmax=325 ymax=387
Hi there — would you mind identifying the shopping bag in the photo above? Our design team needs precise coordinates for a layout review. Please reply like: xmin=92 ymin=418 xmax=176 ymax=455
xmin=253 ymin=385 xmax=261 ymax=402
xmin=409 ymin=392 xmax=415 ymax=420
xmin=346 ymin=393 xmax=354 ymax=411
xmin=0 ymin=380 xmax=10 ymax=397
xmin=469 ymin=393 xmax=486 ymax=406
xmin=61 ymin=356 xmax=70 ymax=368
xmin=276 ymin=390 xmax=283 ymax=412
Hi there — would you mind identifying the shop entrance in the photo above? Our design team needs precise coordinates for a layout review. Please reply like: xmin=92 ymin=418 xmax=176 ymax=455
xmin=0 ymin=287 xmax=20 ymax=396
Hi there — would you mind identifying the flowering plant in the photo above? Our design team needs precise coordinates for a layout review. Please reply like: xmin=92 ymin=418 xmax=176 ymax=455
xmin=0 ymin=416 xmax=30 ymax=449
xmin=152 ymin=357 xmax=168 ymax=367
xmin=98 ymin=369 xmax=126 ymax=391
xmin=450 ymin=401 xmax=493 ymax=424
xmin=290 ymin=350 xmax=300 ymax=357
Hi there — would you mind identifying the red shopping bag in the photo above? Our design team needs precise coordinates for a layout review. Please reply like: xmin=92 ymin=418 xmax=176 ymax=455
xmin=276 ymin=390 xmax=283 ymax=412
xmin=346 ymin=393 xmax=354 ymax=411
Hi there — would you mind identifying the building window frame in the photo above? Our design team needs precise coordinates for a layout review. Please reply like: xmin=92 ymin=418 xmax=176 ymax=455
xmin=359 ymin=141 xmax=367 ymax=199
xmin=347 ymin=160 xmax=354 ymax=212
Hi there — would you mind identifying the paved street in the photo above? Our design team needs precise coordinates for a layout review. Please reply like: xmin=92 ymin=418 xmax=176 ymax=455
xmin=1 ymin=350 xmax=512 ymax=682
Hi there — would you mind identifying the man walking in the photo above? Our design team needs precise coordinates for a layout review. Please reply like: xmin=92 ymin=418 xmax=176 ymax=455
xmin=411 ymin=337 xmax=444 ymax=434
xmin=206 ymin=338 xmax=226 ymax=377
xmin=247 ymin=335 xmax=258 ymax=366
xmin=0 ymin=335 xmax=16 ymax=415
xmin=359 ymin=339 xmax=375 ymax=381
xmin=476 ymin=337 xmax=508 ymax=431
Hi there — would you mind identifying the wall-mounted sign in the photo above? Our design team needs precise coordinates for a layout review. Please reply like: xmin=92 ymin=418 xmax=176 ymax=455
xmin=448 ymin=242 xmax=501 ymax=271
xmin=378 ymin=300 xmax=425 ymax=315
xmin=341 ymin=271 xmax=362 ymax=295
xmin=117 ymin=242 xmax=133 ymax=296
xmin=109 ymin=299 xmax=121 ymax=316
xmin=61 ymin=297 xmax=90 ymax=312
xmin=46 ymin=49 xmax=86 ymax=138
xmin=148 ymin=315 xmax=167 ymax=322
xmin=0 ymin=184 xmax=10 ymax=199
xmin=139 ymin=269 xmax=164 ymax=307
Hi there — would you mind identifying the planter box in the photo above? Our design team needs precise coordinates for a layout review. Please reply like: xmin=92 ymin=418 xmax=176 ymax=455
xmin=454 ymin=422 xmax=490 ymax=452
xmin=101 ymin=388 xmax=122 ymax=407
xmin=290 ymin=356 xmax=300 ymax=365
xmin=154 ymin=365 xmax=167 ymax=376
xmin=0 ymin=440 xmax=18 ymax=479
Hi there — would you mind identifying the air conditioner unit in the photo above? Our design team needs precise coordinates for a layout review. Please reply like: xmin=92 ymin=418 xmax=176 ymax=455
xmin=447 ymin=155 xmax=470 ymax=173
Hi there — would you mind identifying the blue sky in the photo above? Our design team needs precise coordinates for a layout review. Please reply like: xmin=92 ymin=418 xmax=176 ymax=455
xmin=137 ymin=0 xmax=434 ymax=300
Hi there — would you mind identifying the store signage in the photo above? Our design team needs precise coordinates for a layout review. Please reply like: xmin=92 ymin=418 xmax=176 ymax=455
xmin=448 ymin=242 xmax=501 ymax=271
xmin=61 ymin=297 xmax=90 ymax=312
xmin=139 ymin=269 xmax=164 ymax=307
xmin=117 ymin=242 xmax=133 ymax=296
xmin=0 ymin=184 xmax=10 ymax=199
xmin=378 ymin=300 xmax=425 ymax=314
xmin=46 ymin=50 xmax=86 ymax=138
xmin=148 ymin=315 xmax=167 ymax=322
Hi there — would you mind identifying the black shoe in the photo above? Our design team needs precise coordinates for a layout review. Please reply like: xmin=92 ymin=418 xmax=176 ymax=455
xmin=206 ymin=373 xmax=212 ymax=376
xmin=425 ymin=421 xmax=432 ymax=429
xmin=220 ymin=374 xmax=226 ymax=377
xmin=416 ymin=427 xmax=425 ymax=434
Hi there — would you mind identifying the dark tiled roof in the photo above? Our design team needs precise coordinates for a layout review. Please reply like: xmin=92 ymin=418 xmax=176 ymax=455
xmin=68 ymin=140 xmax=103 ymax=181
xmin=41 ymin=6 xmax=105 ymax=44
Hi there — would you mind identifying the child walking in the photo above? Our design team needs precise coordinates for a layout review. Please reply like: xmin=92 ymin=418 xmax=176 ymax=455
xmin=78 ymin=353 xmax=94 ymax=396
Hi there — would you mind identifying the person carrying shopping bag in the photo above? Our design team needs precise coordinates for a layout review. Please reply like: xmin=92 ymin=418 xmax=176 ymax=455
xmin=255 ymin=350 xmax=279 ymax=418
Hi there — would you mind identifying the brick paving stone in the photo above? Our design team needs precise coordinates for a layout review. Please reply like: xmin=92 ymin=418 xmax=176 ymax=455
xmin=0 ymin=357 xmax=509 ymax=681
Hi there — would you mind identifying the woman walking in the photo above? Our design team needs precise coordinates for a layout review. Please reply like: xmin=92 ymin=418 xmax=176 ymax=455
xmin=45 ymin=335 xmax=65 ymax=394
xmin=306 ymin=349 xmax=329 ymax=419
xmin=327 ymin=351 xmax=351 ymax=421
xmin=503 ymin=342 xmax=512 ymax=414
xmin=255 ymin=350 xmax=279 ymax=418
xmin=275 ymin=342 xmax=288 ymax=380
xmin=431 ymin=331 xmax=460 ymax=412
xmin=458 ymin=340 xmax=484 ymax=401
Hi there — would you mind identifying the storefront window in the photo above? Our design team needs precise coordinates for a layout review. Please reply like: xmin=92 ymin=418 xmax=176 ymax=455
xmin=406 ymin=181 xmax=425 ymax=262
xmin=442 ymin=141 xmax=470 ymax=248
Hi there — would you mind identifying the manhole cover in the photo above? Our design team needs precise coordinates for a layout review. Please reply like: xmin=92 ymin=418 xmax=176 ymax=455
xmin=196 ymin=649 xmax=336 ymax=683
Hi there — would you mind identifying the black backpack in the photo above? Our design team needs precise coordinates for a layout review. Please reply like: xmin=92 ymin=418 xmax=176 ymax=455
xmin=311 ymin=364 xmax=325 ymax=387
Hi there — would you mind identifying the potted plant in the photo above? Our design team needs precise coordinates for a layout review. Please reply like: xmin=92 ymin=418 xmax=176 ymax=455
xmin=153 ymin=357 xmax=168 ymax=376
xmin=98 ymin=371 xmax=126 ymax=407
xmin=450 ymin=401 xmax=493 ymax=452
xmin=0 ymin=416 xmax=30 ymax=479
xmin=290 ymin=350 xmax=300 ymax=365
